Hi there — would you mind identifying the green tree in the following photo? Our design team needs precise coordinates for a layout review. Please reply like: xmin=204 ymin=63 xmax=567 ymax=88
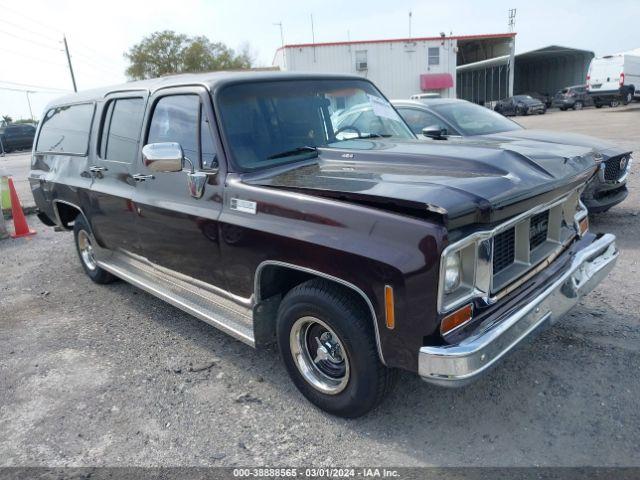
xmin=1 ymin=115 xmax=12 ymax=124
xmin=124 ymin=30 xmax=252 ymax=80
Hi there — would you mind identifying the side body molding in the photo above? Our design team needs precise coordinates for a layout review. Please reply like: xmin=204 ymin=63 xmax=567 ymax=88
xmin=254 ymin=260 xmax=386 ymax=365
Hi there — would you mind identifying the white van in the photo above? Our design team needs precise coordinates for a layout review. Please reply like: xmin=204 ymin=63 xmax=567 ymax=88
xmin=587 ymin=51 xmax=640 ymax=106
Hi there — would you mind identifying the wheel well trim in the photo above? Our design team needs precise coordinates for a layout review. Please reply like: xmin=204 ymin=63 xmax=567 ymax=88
xmin=51 ymin=199 xmax=90 ymax=230
xmin=254 ymin=260 xmax=386 ymax=365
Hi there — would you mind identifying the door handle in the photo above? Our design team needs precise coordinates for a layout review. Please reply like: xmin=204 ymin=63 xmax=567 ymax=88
xmin=89 ymin=166 xmax=108 ymax=173
xmin=132 ymin=174 xmax=155 ymax=182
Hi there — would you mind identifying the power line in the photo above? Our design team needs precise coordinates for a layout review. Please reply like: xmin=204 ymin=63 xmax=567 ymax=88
xmin=0 ymin=17 xmax=60 ymax=43
xmin=0 ymin=79 xmax=70 ymax=92
xmin=0 ymin=1 xmax=63 ymax=36
xmin=0 ymin=85 xmax=66 ymax=94
xmin=0 ymin=28 xmax=61 ymax=51
xmin=72 ymin=42 xmax=123 ymax=68
xmin=0 ymin=46 xmax=67 ymax=68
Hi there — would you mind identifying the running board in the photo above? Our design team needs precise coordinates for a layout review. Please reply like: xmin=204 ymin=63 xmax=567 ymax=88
xmin=97 ymin=253 xmax=255 ymax=347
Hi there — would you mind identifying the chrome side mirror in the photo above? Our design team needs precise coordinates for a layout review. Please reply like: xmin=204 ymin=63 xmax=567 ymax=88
xmin=142 ymin=142 xmax=184 ymax=172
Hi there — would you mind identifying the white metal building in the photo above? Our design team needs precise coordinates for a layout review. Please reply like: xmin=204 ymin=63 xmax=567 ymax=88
xmin=273 ymin=33 xmax=516 ymax=100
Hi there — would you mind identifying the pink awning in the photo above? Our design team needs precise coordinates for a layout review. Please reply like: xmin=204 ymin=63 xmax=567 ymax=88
xmin=420 ymin=73 xmax=454 ymax=90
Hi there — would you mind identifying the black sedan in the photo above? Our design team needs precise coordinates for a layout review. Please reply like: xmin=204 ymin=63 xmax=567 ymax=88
xmin=0 ymin=123 xmax=36 ymax=153
xmin=494 ymin=95 xmax=546 ymax=116
xmin=392 ymin=98 xmax=632 ymax=213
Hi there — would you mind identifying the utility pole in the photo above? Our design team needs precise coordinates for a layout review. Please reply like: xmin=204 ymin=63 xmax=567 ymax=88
xmin=310 ymin=14 xmax=316 ymax=63
xmin=409 ymin=11 xmax=412 ymax=39
xmin=507 ymin=9 xmax=516 ymax=98
xmin=273 ymin=22 xmax=285 ymax=69
xmin=63 ymin=35 xmax=77 ymax=93
xmin=25 ymin=91 xmax=34 ymax=121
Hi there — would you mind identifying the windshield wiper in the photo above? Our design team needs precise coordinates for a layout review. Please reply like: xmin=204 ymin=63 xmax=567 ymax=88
xmin=358 ymin=133 xmax=392 ymax=139
xmin=333 ymin=133 xmax=392 ymax=142
xmin=267 ymin=146 xmax=318 ymax=160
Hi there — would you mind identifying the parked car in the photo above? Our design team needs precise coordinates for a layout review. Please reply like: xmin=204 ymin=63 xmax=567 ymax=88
xmin=0 ymin=123 xmax=36 ymax=152
xmin=522 ymin=91 xmax=552 ymax=108
xmin=494 ymin=95 xmax=546 ymax=116
xmin=30 ymin=72 xmax=618 ymax=417
xmin=552 ymin=85 xmax=594 ymax=111
xmin=393 ymin=98 xmax=632 ymax=212
xmin=587 ymin=52 xmax=640 ymax=107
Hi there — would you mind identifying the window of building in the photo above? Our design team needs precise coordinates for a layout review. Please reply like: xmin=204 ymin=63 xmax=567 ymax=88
xmin=100 ymin=97 xmax=145 ymax=163
xmin=428 ymin=47 xmax=440 ymax=66
xmin=355 ymin=50 xmax=368 ymax=71
xmin=148 ymin=95 xmax=200 ymax=164
xmin=36 ymin=103 xmax=95 ymax=155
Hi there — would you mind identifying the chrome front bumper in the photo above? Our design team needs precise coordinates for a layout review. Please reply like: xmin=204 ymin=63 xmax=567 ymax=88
xmin=419 ymin=233 xmax=618 ymax=387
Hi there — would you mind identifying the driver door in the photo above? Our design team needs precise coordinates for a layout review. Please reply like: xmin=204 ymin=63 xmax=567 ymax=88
xmin=131 ymin=86 xmax=228 ymax=289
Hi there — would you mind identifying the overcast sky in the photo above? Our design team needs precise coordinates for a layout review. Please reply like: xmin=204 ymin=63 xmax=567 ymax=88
xmin=1 ymin=0 xmax=638 ymax=120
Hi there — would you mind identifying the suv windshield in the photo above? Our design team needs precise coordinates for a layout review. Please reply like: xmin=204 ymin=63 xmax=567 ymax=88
xmin=217 ymin=79 xmax=414 ymax=171
xmin=429 ymin=101 xmax=522 ymax=136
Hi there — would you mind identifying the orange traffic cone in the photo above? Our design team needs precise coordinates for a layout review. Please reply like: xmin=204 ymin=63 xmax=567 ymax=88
xmin=7 ymin=177 xmax=36 ymax=238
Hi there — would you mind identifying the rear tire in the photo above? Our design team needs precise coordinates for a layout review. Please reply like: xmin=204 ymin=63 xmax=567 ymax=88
xmin=623 ymin=90 xmax=633 ymax=105
xmin=595 ymin=103 xmax=603 ymax=109
xmin=276 ymin=279 xmax=396 ymax=418
xmin=73 ymin=215 xmax=117 ymax=284
xmin=610 ymin=99 xmax=620 ymax=108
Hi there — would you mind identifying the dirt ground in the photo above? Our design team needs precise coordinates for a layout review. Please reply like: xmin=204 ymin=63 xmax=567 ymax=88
xmin=1 ymin=105 xmax=639 ymax=467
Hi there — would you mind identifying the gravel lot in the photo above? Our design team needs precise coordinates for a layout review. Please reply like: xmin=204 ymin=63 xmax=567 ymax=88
xmin=1 ymin=105 xmax=639 ymax=467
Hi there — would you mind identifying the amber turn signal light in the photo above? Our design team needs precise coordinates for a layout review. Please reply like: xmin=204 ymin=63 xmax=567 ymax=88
xmin=440 ymin=303 xmax=473 ymax=336
xmin=384 ymin=285 xmax=395 ymax=330
xmin=579 ymin=216 xmax=589 ymax=236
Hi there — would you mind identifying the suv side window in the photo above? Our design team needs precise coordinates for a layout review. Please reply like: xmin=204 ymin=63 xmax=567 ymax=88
xmin=36 ymin=103 xmax=94 ymax=155
xmin=100 ymin=97 xmax=145 ymax=163
xmin=148 ymin=94 xmax=200 ymax=165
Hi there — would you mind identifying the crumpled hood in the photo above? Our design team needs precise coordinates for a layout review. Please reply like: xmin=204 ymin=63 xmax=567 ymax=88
xmin=479 ymin=129 xmax=629 ymax=158
xmin=245 ymin=138 xmax=597 ymax=228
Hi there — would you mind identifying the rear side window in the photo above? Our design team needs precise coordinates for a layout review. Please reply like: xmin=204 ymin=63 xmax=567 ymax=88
xmin=100 ymin=98 xmax=145 ymax=163
xmin=36 ymin=103 xmax=94 ymax=154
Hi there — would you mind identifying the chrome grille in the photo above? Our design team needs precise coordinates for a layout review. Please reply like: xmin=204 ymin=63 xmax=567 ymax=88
xmin=529 ymin=211 xmax=549 ymax=250
xmin=438 ymin=191 xmax=585 ymax=314
xmin=490 ymin=194 xmax=580 ymax=293
xmin=492 ymin=228 xmax=515 ymax=274
xmin=604 ymin=156 xmax=624 ymax=181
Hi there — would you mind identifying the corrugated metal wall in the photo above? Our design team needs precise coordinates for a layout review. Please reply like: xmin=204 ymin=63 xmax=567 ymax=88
xmin=514 ymin=53 xmax=593 ymax=96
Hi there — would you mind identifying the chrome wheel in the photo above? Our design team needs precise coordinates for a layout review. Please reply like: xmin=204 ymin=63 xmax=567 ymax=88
xmin=289 ymin=316 xmax=350 ymax=395
xmin=77 ymin=229 xmax=97 ymax=271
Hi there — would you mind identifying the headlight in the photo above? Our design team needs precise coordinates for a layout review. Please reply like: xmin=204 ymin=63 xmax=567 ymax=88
xmin=443 ymin=252 xmax=461 ymax=293
xmin=439 ymin=241 xmax=480 ymax=313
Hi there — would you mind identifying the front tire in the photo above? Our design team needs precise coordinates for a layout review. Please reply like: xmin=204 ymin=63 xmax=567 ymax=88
xmin=73 ymin=215 xmax=117 ymax=284
xmin=573 ymin=101 xmax=584 ymax=111
xmin=623 ymin=90 xmax=633 ymax=105
xmin=277 ymin=279 xmax=395 ymax=418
